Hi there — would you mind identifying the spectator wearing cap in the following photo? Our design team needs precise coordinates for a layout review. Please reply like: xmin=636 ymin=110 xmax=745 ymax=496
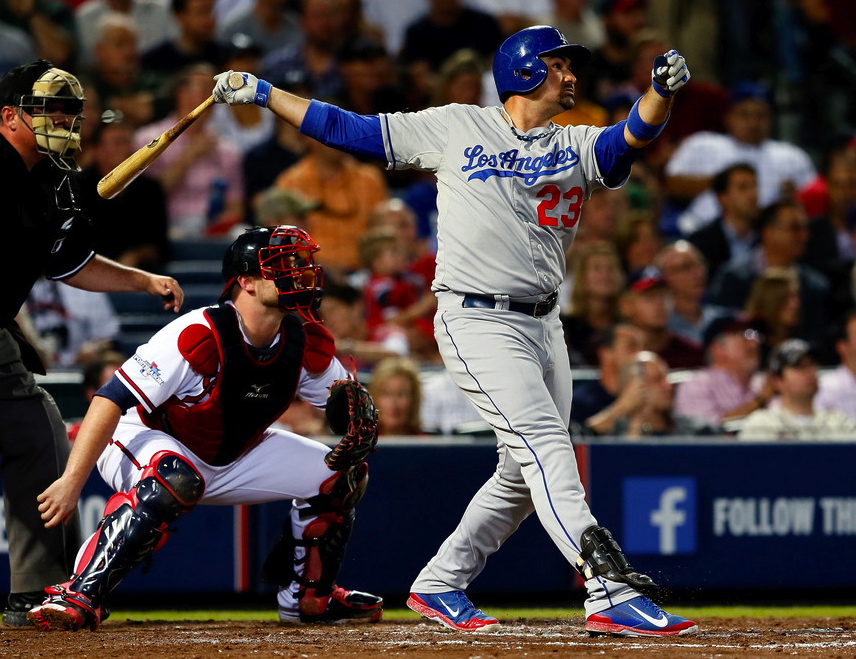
xmin=619 ymin=272 xmax=705 ymax=370
xmin=673 ymin=314 xmax=770 ymax=429
xmin=710 ymin=199 xmax=830 ymax=345
xmin=431 ymin=48 xmax=488 ymax=108
xmin=664 ymin=82 xmax=816 ymax=235
xmin=252 ymin=186 xmax=319 ymax=229
xmin=141 ymin=0 xmax=228 ymax=74
xmin=686 ymin=163 xmax=759 ymax=284
xmin=215 ymin=0 xmax=301 ymax=57
xmin=655 ymin=240 xmax=728 ymax=346
xmin=815 ymin=310 xmax=856 ymax=422
xmin=738 ymin=339 xmax=856 ymax=440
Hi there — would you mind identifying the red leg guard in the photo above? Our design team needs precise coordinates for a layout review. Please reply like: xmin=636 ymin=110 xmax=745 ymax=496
xmin=295 ymin=463 xmax=376 ymax=620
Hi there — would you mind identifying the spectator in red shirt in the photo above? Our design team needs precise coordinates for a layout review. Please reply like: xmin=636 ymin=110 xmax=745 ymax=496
xmin=619 ymin=272 xmax=705 ymax=370
xmin=358 ymin=228 xmax=438 ymax=363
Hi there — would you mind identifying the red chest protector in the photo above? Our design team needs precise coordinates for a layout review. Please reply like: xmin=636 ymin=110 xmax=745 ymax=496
xmin=139 ymin=304 xmax=328 ymax=466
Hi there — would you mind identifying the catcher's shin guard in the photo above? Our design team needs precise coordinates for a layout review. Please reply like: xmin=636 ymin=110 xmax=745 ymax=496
xmin=574 ymin=525 xmax=656 ymax=589
xmin=62 ymin=451 xmax=203 ymax=607
xmin=293 ymin=463 xmax=380 ymax=620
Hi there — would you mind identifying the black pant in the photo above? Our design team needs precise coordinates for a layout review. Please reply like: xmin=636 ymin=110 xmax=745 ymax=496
xmin=0 ymin=332 xmax=80 ymax=594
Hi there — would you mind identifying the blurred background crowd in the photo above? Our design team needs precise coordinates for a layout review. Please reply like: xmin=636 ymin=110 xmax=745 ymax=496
xmin=5 ymin=0 xmax=856 ymax=440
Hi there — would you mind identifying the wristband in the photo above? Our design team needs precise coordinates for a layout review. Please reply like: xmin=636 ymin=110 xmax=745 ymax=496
xmin=254 ymin=79 xmax=272 ymax=107
xmin=626 ymin=98 xmax=668 ymax=142
xmin=651 ymin=80 xmax=671 ymax=98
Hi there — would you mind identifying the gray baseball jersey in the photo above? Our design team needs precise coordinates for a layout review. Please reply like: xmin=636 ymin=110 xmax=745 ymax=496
xmin=379 ymin=104 xmax=638 ymax=616
xmin=381 ymin=104 xmax=610 ymax=298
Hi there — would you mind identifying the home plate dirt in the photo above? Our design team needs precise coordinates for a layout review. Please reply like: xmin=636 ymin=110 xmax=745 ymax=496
xmin=3 ymin=616 xmax=855 ymax=658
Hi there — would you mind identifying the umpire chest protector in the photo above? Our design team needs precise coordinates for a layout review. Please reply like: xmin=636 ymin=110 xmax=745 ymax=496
xmin=140 ymin=304 xmax=306 ymax=465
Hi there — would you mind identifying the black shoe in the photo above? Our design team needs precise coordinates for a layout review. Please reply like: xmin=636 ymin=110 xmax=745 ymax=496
xmin=3 ymin=591 xmax=46 ymax=627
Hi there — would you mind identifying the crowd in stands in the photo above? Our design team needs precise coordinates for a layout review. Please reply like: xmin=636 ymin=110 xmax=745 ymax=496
xmin=6 ymin=0 xmax=856 ymax=439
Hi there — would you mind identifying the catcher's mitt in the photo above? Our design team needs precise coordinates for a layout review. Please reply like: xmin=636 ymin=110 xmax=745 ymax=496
xmin=324 ymin=378 xmax=379 ymax=470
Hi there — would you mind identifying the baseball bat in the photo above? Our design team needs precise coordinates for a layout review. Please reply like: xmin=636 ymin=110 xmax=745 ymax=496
xmin=97 ymin=71 xmax=246 ymax=199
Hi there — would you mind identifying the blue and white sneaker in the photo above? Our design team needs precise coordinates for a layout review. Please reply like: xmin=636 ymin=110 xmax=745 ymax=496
xmin=585 ymin=595 xmax=698 ymax=637
xmin=407 ymin=591 xmax=499 ymax=631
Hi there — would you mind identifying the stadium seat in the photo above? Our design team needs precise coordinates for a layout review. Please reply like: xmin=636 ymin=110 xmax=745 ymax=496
xmin=170 ymin=238 xmax=233 ymax=261
xmin=165 ymin=260 xmax=224 ymax=286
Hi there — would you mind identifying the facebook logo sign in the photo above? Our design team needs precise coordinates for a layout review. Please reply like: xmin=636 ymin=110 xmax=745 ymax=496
xmin=622 ymin=477 xmax=697 ymax=555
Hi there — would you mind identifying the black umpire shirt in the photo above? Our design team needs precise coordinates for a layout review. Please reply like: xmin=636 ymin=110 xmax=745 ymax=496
xmin=0 ymin=134 xmax=95 ymax=373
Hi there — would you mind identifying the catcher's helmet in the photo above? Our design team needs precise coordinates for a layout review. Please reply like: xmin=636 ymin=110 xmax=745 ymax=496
xmin=0 ymin=59 xmax=85 ymax=171
xmin=492 ymin=26 xmax=591 ymax=103
xmin=220 ymin=226 xmax=324 ymax=318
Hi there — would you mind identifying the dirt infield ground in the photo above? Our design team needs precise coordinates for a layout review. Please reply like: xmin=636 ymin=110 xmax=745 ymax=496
xmin=3 ymin=616 xmax=855 ymax=659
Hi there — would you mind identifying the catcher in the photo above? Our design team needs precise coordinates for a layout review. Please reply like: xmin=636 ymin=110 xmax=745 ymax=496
xmin=27 ymin=226 xmax=382 ymax=631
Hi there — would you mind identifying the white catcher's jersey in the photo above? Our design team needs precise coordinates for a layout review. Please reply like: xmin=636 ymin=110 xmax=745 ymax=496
xmin=114 ymin=305 xmax=344 ymax=422
xmin=380 ymin=104 xmax=612 ymax=298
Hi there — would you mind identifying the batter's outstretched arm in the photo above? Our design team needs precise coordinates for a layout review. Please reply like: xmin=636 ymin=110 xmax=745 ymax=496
xmin=594 ymin=49 xmax=690 ymax=186
xmin=212 ymin=71 xmax=386 ymax=160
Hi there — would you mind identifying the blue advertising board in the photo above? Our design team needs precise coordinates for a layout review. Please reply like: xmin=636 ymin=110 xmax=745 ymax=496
xmin=3 ymin=439 xmax=855 ymax=597
xmin=586 ymin=441 xmax=856 ymax=589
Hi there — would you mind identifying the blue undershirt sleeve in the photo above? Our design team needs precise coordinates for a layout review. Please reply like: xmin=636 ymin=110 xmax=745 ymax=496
xmin=593 ymin=120 xmax=640 ymax=189
xmin=95 ymin=375 xmax=139 ymax=412
xmin=299 ymin=100 xmax=386 ymax=160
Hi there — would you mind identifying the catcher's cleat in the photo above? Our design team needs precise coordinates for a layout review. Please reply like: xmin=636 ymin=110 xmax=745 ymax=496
xmin=407 ymin=591 xmax=500 ymax=632
xmin=26 ymin=585 xmax=103 ymax=632
xmin=585 ymin=595 xmax=698 ymax=637
xmin=281 ymin=585 xmax=383 ymax=624
xmin=3 ymin=591 xmax=45 ymax=627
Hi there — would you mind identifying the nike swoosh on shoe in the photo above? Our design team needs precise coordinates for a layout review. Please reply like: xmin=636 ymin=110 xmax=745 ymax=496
xmin=628 ymin=604 xmax=669 ymax=628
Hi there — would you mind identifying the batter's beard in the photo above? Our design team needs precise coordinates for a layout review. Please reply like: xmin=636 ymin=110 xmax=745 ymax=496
xmin=559 ymin=95 xmax=576 ymax=111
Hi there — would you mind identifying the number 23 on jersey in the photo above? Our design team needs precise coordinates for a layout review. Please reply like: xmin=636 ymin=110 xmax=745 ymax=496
xmin=536 ymin=185 xmax=583 ymax=228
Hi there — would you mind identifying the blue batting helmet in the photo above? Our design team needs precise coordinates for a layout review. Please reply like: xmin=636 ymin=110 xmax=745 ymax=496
xmin=492 ymin=26 xmax=591 ymax=102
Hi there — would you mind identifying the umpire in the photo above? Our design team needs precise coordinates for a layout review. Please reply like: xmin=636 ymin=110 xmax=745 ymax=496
xmin=0 ymin=60 xmax=184 ymax=626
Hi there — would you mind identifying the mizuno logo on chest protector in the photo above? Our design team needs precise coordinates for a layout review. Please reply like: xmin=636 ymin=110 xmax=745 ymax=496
xmin=246 ymin=383 xmax=271 ymax=398
xmin=461 ymin=144 xmax=580 ymax=185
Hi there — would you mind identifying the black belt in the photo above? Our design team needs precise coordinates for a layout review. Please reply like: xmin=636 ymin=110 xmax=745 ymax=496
xmin=462 ymin=291 xmax=559 ymax=317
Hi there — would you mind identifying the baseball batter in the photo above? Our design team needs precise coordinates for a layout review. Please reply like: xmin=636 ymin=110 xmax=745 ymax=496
xmin=212 ymin=25 xmax=696 ymax=637
xmin=27 ymin=226 xmax=383 ymax=631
